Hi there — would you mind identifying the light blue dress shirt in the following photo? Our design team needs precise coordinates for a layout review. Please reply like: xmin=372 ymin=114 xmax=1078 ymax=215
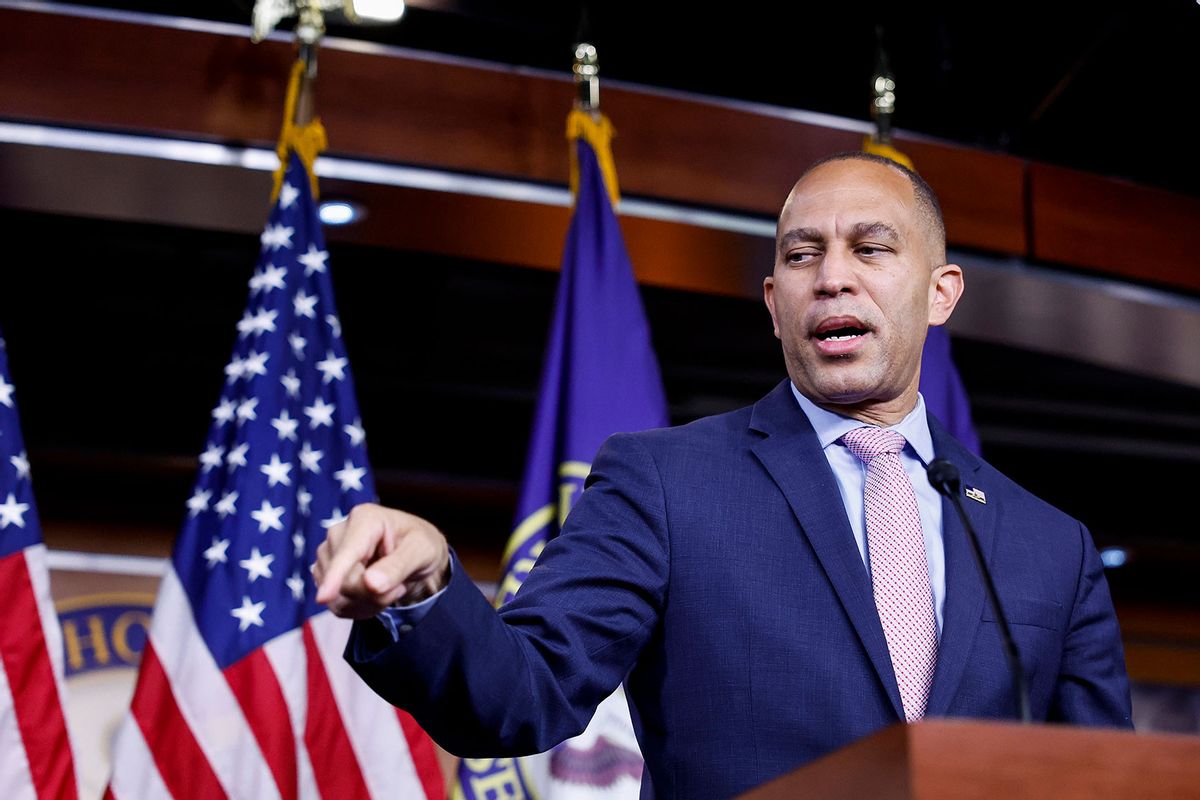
xmin=378 ymin=387 xmax=947 ymax=639
xmin=790 ymin=384 xmax=945 ymax=637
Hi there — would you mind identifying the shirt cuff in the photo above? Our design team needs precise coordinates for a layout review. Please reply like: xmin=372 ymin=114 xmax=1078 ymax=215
xmin=373 ymin=559 xmax=454 ymax=640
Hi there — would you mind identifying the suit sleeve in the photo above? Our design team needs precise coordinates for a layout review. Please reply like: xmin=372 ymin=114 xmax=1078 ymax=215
xmin=343 ymin=432 xmax=670 ymax=756
xmin=1049 ymin=522 xmax=1133 ymax=728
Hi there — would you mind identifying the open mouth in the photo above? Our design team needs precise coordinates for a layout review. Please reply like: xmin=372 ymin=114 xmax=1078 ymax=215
xmin=812 ymin=316 xmax=871 ymax=340
xmin=815 ymin=325 xmax=868 ymax=342
xmin=811 ymin=316 xmax=871 ymax=355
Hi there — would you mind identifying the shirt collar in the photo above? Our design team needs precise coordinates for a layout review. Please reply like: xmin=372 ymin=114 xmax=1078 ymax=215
xmin=789 ymin=383 xmax=935 ymax=466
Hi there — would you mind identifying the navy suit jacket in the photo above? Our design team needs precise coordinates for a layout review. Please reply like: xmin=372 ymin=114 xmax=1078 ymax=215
xmin=347 ymin=380 xmax=1132 ymax=799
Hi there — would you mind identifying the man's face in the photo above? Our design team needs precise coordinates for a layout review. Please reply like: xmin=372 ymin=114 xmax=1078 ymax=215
xmin=763 ymin=159 xmax=963 ymax=423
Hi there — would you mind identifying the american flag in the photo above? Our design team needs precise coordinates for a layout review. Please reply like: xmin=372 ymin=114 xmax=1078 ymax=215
xmin=106 ymin=154 xmax=444 ymax=800
xmin=0 ymin=331 xmax=80 ymax=800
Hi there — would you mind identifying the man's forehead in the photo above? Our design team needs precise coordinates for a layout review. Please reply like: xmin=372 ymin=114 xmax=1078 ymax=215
xmin=787 ymin=161 xmax=913 ymax=212
xmin=778 ymin=161 xmax=917 ymax=233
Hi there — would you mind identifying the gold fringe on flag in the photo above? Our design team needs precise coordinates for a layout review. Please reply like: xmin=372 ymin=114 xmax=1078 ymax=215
xmin=271 ymin=59 xmax=328 ymax=203
xmin=567 ymin=108 xmax=620 ymax=207
xmin=862 ymin=135 xmax=915 ymax=171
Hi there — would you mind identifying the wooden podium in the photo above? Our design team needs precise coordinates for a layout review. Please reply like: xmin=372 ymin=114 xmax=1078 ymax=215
xmin=737 ymin=719 xmax=1200 ymax=799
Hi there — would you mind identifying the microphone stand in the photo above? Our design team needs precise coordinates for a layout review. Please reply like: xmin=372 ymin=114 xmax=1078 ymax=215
xmin=928 ymin=459 xmax=1032 ymax=723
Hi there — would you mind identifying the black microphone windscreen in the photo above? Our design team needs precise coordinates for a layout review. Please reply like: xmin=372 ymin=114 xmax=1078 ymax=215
xmin=926 ymin=458 xmax=961 ymax=495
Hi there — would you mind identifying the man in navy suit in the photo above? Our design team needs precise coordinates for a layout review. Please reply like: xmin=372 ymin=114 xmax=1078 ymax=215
xmin=314 ymin=153 xmax=1132 ymax=799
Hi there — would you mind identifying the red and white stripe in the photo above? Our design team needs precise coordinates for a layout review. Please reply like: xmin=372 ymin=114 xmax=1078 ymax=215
xmin=107 ymin=569 xmax=443 ymax=799
xmin=0 ymin=544 xmax=79 ymax=800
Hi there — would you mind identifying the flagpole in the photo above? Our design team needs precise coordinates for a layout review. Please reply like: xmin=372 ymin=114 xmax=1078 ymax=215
xmin=294 ymin=41 xmax=318 ymax=127
xmin=292 ymin=3 xmax=323 ymax=127
xmin=863 ymin=27 xmax=914 ymax=170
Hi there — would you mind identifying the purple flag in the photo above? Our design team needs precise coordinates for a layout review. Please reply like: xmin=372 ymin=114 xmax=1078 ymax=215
xmin=920 ymin=326 xmax=980 ymax=454
xmin=456 ymin=129 xmax=666 ymax=800
xmin=495 ymin=135 xmax=669 ymax=609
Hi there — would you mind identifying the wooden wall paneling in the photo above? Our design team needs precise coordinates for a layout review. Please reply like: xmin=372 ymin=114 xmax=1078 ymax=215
xmin=5 ymin=7 xmax=1200 ymax=294
xmin=321 ymin=178 xmax=772 ymax=299
xmin=897 ymin=138 xmax=1028 ymax=256
xmin=0 ymin=8 xmax=1016 ymax=260
xmin=1030 ymin=163 xmax=1200 ymax=293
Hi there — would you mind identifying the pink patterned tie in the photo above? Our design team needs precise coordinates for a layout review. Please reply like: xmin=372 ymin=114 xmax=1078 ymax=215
xmin=841 ymin=426 xmax=937 ymax=722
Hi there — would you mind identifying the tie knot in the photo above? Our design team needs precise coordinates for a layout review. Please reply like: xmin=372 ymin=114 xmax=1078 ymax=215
xmin=841 ymin=426 xmax=906 ymax=463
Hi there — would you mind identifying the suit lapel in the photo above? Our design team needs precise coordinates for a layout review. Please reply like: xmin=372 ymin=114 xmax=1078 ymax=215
xmin=749 ymin=381 xmax=905 ymax=719
xmin=925 ymin=416 xmax=996 ymax=716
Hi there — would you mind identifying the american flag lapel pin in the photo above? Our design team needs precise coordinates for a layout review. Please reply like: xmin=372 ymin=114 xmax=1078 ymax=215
xmin=965 ymin=486 xmax=987 ymax=505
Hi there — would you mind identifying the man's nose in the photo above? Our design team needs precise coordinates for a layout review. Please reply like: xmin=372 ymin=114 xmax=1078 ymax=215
xmin=813 ymin=249 xmax=858 ymax=296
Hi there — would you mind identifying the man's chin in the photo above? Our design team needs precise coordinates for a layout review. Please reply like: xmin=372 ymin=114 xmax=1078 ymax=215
xmin=794 ymin=369 xmax=880 ymax=406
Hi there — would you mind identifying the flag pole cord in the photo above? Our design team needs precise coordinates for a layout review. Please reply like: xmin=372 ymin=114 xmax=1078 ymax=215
xmin=271 ymin=44 xmax=326 ymax=202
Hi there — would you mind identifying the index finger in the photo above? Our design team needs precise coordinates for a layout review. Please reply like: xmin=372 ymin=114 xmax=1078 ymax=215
xmin=316 ymin=516 xmax=380 ymax=604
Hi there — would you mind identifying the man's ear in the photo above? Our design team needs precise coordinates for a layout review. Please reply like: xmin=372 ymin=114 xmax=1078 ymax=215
xmin=763 ymin=276 xmax=781 ymax=338
xmin=928 ymin=264 xmax=964 ymax=326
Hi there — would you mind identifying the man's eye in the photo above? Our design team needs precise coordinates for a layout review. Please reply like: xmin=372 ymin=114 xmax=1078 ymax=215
xmin=786 ymin=250 xmax=817 ymax=264
xmin=856 ymin=245 xmax=886 ymax=256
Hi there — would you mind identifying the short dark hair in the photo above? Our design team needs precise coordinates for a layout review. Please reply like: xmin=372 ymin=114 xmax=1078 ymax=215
xmin=790 ymin=151 xmax=946 ymax=263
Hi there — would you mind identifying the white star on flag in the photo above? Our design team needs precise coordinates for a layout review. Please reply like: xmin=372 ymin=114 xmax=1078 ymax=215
xmin=199 ymin=444 xmax=224 ymax=473
xmin=288 ymin=333 xmax=307 ymax=360
xmin=0 ymin=492 xmax=29 ymax=528
xmin=251 ymin=263 xmax=288 ymax=294
xmin=260 ymin=454 xmax=293 ymax=488
xmin=298 ymin=443 xmax=323 ymax=474
xmin=286 ymin=572 xmax=305 ymax=601
xmin=187 ymin=489 xmax=212 ymax=517
xmin=236 ymin=398 xmax=259 ymax=424
xmin=215 ymin=490 xmax=238 ymax=518
xmin=298 ymin=243 xmax=328 ymax=276
xmin=333 ymin=460 xmax=367 ymax=492
xmin=213 ymin=398 xmax=237 ymax=425
xmin=297 ymin=488 xmax=313 ymax=516
xmin=281 ymin=369 xmax=301 ymax=398
xmin=271 ymin=409 xmax=299 ymax=442
xmin=344 ymin=419 xmax=366 ymax=447
xmin=10 ymin=450 xmax=30 ymax=481
xmin=260 ymin=223 xmax=294 ymax=251
xmin=316 ymin=351 xmax=348 ymax=384
xmin=243 ymin=351 xmax=269 ymax=378
xmin=237 ymin=311 xmax=254 ymax=337
xmin=224 ymin=357 xmax=246 ymax=383
xmin=292 ymin=533 xmax=305 ymax=558
xmin=278 ymin=182 xmax=300 ymax=209
xmin=0 ymin=376 xmax=14 ymax=407
xmin=304 ymin=397 xmax=335 ymax=429
xmin=226 ymin=443 xmax=249 ymax=471
xmin=250 ymin=499 xmax=285 ymax=533
xmin=203 ymin=537 xmax=230 ymax=567
xmin=326 ymin=314 xmax=342 ymax=338
xmin=230 ymin=596 xmax=266 ymax=632
xmin=239 ymin=548 xmax=275 ymax=582
xmin=294 ymin=290 xmax=318 ymax=319
xmin=238 ymin=310 xmax=278 ymax=339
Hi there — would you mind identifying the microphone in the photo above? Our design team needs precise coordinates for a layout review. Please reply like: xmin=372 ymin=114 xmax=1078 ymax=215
xmin=926 ymin=459 xmax=1032 ymax=723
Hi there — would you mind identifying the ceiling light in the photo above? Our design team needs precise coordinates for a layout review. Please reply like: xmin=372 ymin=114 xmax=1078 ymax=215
xmin=1099 ymin=547 xmax=1128 ymax=568
xmin=318 ymin=200 xmax=365 ymax=226
xmin=346 ymin=0 xmax=405 ymax=24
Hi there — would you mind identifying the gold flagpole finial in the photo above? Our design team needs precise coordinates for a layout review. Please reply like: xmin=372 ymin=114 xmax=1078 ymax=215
xmin=567 ymin=43 xmax=620 ymax=206
xmin=870 ymin=30 xmax=897 ymax=146
xmin=863 ymin=27 xmax=914 ymax=170
xmin=573 ymin=42 xmax=600 ymax=113
xmin=252 ymin=1 xmax=405 ymax=44
xmin=252 ymin=1 xmax=405 ymax=201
